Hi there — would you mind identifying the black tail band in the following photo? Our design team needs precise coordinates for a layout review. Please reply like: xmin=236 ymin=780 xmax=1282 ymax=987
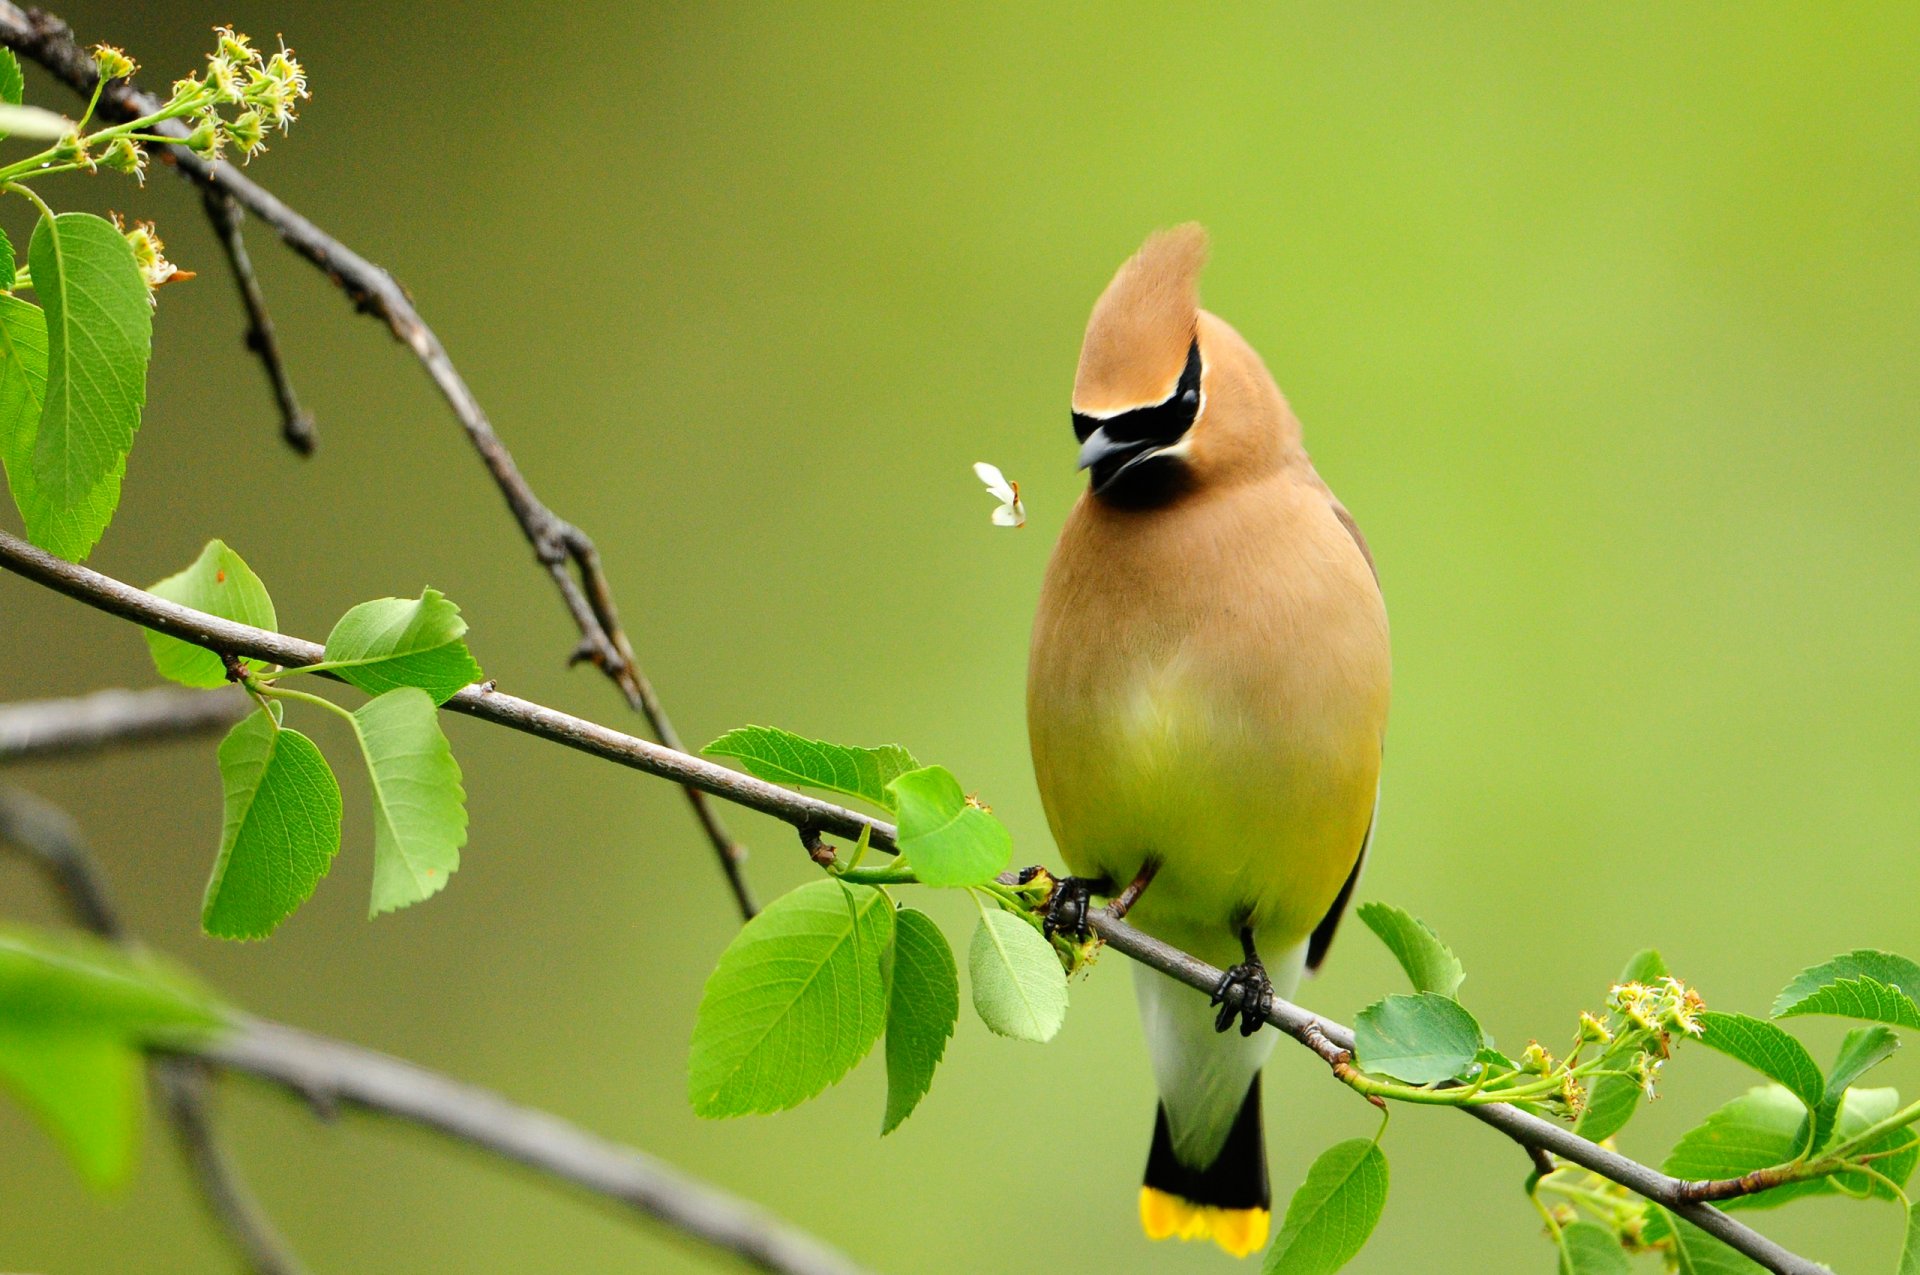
xmin=1142 ymin=1074 xmax=1269 ymax=1210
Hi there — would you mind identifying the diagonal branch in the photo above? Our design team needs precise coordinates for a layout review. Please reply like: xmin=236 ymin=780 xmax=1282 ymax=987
xmin=0 ymin=1 xmax=755 ymax=920
xmin=0 ymin=526 xmax=1824 ymax=1275
xmin=0 ymin=786 xmax=305 ymax=1275
xmin=200 ymin=188 xmax=315 ymax=455
xmin=0 ymin=685 xmax=250 ymax=763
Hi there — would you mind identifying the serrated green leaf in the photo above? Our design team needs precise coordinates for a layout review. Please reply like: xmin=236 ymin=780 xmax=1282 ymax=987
xmin=203 ymin=709 xmax=343 ymax=940
xmin=0 ymin=226 xmax=14 ymax=291
xmin=1901 ymin=1203 xmax=1920 ymax=1275
xmin=888 ymin=765 xmax=1011 ymax=888
xmin=350 ymin=689 xmax=467 ymax=916
xmin=1573 ymin=949 xmax=1670 ymax=1143
xmin=1263 ymin=1138 xmax=1388 ymax=1275
xmin=1354 ymin=901 xmax=1464 ymax=999
xmin=704 ymin=725 xmax=919 ymax=810
xmin=0 ymin=48 xmax=23 ymax=108
xmin=1352 ymin=992 xmax=1485 ymax=1084
xmin=1773 ymin=950 xmax=1920 ymax=1027
xmin=689 ymin=880 xmax=893 ymax=1117
xmin=882 ymin=907 xmax=957 ymax=1134
xmin=1557 ymin=1220 xmax=1629 ymax=1275
xmin=1661 ymin=1211 xmax=1765 ymax=1274
xmin=1812 ymin=1025 xmax=1899 ymax=1150
xmin=143 ymin=540 xmax=277 ymax=687
xmin=28 ymin=212 xmax=151 ymax=510
xmin=1694 ymin=1011 xmax=1824 ymax=1109
xmin=321 ymin=589 xmax=482 ymax=704
xmin=0 ymin=926 xmax=223 ymax=1190
xmin=968 ymin=908 xmax=1066 ymax=1042
xmin=0 ymin=293 xmax=119 ymax=561
xmin=1663 ymin=1083 xmax=1913 ymax=1211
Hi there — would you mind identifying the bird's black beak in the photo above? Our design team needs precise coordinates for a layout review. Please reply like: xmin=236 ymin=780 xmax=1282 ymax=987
xmin=1077 ymin=426 xmax=1160 ymax=495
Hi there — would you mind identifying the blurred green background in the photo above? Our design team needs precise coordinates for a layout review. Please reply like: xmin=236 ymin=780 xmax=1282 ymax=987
xmin=3 ymin=4 xmax=1917 ymax=1272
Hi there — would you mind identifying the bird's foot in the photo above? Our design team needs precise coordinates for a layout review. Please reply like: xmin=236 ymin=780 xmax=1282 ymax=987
xmin=1016 ymin=867 xmax=1106 ymax=940
xmin=1211 ymin=962 xmax=1273 ymax=1037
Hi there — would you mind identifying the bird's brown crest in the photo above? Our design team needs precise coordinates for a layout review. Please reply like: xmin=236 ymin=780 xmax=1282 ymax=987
xmin=1073 ymin=224 xmax=1209 ymax=415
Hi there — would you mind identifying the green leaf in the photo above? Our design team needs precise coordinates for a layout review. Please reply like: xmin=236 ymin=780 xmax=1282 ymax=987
xmin=321 ymin=589 xmax=482 ymax=704
xmin=1556 ymin=1220 xmax=1629 ymax=1275
xmin=888 ymin=765 xmax=1011 ymax=888
xmin=1660 ymin=1211 xmax=1765 ymax=1274
xmin=0 ymin=225 xmax=13 ymax=290
xmin=0 ymin=293 xmax=118 ymax=561
xmin=1263 ymin=1138 xmax=1388 ymax=1275
xmin=203 ymin=709 xmax=344 ymax=940
xmin=1812 ymin=1025 xmax=1900 ymax=1150
xmin=0 ymin=47 xmax=23 ymax=108
xmin=1773 ymin=949 xmax=1920 ymax=1027
xmin=143 ymin=540 xmax=277 ymax=687
xmin=28 ymin=212 xmax=151 ymax=510
xmin=0 ymin=926 xmax=223 ymax=1189
xmin=705 ymin=725 xmax=918 ymax=810
xmin=968 ymin=908 xmax=1067 ymax=1042
xmin=881 ymin=907 xmax=958 ymax=1134
xmin=1693 ymin=1011 xmax=1824 ymax=1110
xmin=0 ymin=102 xmax=72 ymax=140
xmin=1662 ymin=1083 xmax=1914 ymax=1210
xmin=1354 ymin=901 xmax=1464 ymax=998
xmin=350 ymin=688 xmax=467 ymax=917
xmin=1901 ymin=1203 xmax=1920 ymax=1275
xmin=689 ymin=880 xmax=893 ymax=1117
xmin=1573 ymin=949 xmax=1670 ymax=1143
xmin=1352 ymin=992 xmax=1485 ymax=1084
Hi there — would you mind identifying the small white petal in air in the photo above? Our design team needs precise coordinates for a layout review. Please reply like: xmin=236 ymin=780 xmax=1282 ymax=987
xmin=992 ymin=500 xmax=1027 ymax=528
xmin=973 ymin=461 xmax=1016 ymax=503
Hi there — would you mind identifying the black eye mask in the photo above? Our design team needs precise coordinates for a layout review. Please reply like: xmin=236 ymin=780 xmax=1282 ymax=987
xmin=1072 ymin=338 xmax=1202 ymax=446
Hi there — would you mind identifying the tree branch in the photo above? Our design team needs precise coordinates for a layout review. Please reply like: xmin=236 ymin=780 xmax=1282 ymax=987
xmin=0 ymin=1 xmax=755 ymax=920
xmin=0 ymin=786 xmax=304 ymax=1275
xmin=199 ymin=188 xmax=314 ymax=455
xmin=0 ymin=527 xmax=1826 ymax=1275
xmin=0 ymin=685 xmax=250 ymax=763
xmin=183 ymin=1017 xmax=871 ymax=1275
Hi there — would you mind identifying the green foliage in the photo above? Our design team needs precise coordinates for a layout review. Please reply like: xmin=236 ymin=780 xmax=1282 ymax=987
xmin=1355 ymin=901 xmax=1464 ymax=999
xmin=0 ymin=47 xmax=22 ymax=111
xmin=1263 ymin=1138 xmax=1388 ymax=1275
xmin=1662 ymin=1084 xmax=1915 ymax=1210
xmin=27 ymin=212 xmax=151 ymax=513
xmin=143 ymin=540 xmax=278 ymax=687
xmin=967 ymin=908 xmax=1066 ymax=1042
xmin=705 ymin=725 xmax=919 ymax=810
xmin=889 ymin=765 xmax=1011 ymax=887
xmin=1773 ymin=950 xmax=1920 ymax=1029
xmin=1660 ymin=1211 xmax=1766 ymax=1274
xmin=1556 ymin=1221 xmax=1629 ymax=1275
xmin=0 ymin=926 xmax=224 ymax=1188
xmin=689 ymin=880 xmax=894 ymax=1117
xmin=352 ymin=689 xmax=467 ymax=916
xmin=321 ymin=589 xmax=482 ymax=704
xmin=1902 ymin=1204 xmax=1920 ymax=1275
xmin=882 ymin=907 xmax=958 ymax=1134
xmin=1574 ymin=949 xmax=1667 ymax=1142
xmin=1814 ymin=1025 xmax=1900 ymax=1150
xmin=204 ymin=708 xmax=343 ymax=940
xmin=1693 ymin=1011 xmax=1825 ymax=1110
xmin=1352 ymin=992 xmax=1485 ymax=1084
xmin=0 ymin=293 xmax=116 ymax=561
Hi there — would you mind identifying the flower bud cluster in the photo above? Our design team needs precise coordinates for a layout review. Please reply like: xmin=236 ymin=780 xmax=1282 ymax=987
xmin=163 ymin=27 xmax=309 ymax=165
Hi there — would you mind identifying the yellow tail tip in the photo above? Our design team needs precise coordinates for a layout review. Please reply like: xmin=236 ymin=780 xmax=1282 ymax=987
xmin=1139 ymin=1187 xmax=1270 ymax=1258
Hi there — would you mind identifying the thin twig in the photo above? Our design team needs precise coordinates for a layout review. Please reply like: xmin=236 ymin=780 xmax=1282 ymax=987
xmin=183 ymin=1017 xmax=872 ymax=1275
xmin=0 ymin=528 xmax=1827 ymax=1275
xmin=200 ymin=188 xmax=314 ymax=454
xmin=0 ymin=787 xmax=304 ymax=1275
xmin=0 ymin=684 xmax=250 ymax=763
xmin=0 ymin=1 xmax=755 ymax=919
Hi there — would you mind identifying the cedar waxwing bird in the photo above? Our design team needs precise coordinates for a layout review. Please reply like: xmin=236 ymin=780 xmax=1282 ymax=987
xmin=1026 ymin=225 xmax=1390 ymax=1258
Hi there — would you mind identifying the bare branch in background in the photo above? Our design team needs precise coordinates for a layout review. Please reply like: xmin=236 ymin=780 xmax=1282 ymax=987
xmin=200 ymin=189 xmax=315 ymax=455
xmin=0 ymin=1 xmax=755 ymax=920
xmin=0 ymin=527 xmax=1822 ymax=1275
xmin=0 ymin=787 xmax=304 ymax=1275
xmin=0 ymin=685 xmax=250 ymax=764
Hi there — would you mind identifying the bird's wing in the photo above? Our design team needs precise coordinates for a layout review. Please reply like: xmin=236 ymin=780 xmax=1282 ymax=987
xmin=1330 ymin=499 xmax=1377 ymax=583
xmin=1305 ymin=778 xmax=1377 ymax=973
